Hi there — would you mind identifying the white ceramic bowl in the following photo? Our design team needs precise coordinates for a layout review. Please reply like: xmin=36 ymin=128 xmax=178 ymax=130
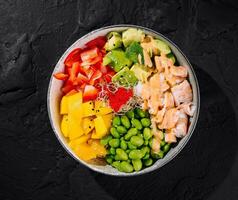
xmin=47 ymin=25 xmax=200 ymax=176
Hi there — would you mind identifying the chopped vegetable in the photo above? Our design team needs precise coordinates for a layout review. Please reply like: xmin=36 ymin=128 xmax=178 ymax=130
xmin=122 ymin=28 xmax=145 ymax=47
xmin=125 ymin=42 xmax=144 ymax=64
xmin=112 ymin=67 xmax=138 ymax=87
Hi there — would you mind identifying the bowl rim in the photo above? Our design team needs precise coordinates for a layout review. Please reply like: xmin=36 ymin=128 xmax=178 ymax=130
xmin=47 ymin=24 xmax=200 ymax=176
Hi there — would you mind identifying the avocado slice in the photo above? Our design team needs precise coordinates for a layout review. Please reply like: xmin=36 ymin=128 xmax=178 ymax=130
xmin=112 ymin=67 xmax=138 ymax=87
xmin=105 ymin=32 xmax=122 ymax=51
xmin=154 ymin=39 xmax=171 ymax=55
xmin=122 ymin=28 xmax=145 ymax=47
xmin=103 ymin=49 xmax=132 ymax=72
xmin=130 ymin=64 xmax=151 ymax=83
xmin=167 ymin=53 xmax=176 ymax=64
xmin=125 ymin=42 xmax=144 ymax=64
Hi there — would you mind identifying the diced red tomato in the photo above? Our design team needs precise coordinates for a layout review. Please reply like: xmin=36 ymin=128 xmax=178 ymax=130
xmin=64 ymin=48 xmax=82 ymax=67
xmin=89 ymin=70 xmax=102 ymax=85
xmin=69 ymin=62 xmax=80 ymax=82
xmin=62 ymin=84 xmax=74 ymax=94
xmin=80 ymin=47 xmax=99 ymax=62
xmin=85 ymin=36 xmax=106 ymax=48
xmin=53 ymin=73 xmax=69 ymax=80
xmin=83 ymin=85 xmax=98 ymax=102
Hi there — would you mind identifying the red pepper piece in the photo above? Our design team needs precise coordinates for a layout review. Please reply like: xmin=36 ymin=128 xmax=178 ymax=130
xmin=85 ymin=36 xmax=107 ymax=48
xmin=64 ymin=48 xmax=82 ymax=67
xmin=53 ymin=73 xmax=69 ymax=80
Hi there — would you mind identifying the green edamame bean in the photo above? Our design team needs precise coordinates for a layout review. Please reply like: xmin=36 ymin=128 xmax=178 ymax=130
xmin=116 ymin=148 xmax=128 ymax=160
xmin=120 ymin=140 xmax=127 ymax=150
xmin=141 ymin=118 xmax=151 ymax=127
xmin=163 ymin=144 xmax=171 ymax=153
xmin=132 ymin=159 xmax=142 ymax=171
xmin=106 ymin=155 xmax=113 ymax=164
xmin=100 ymin=135 xmax=113 ymax=146
xmin=129 ymin=149 xmax=145 ymax=160
xmin=142 ymin=153 xmax=150 ymax=160
xmin=112 ymin=116 xmax=121 ymax=126
xmin=144 ymin=140 xmax=149 ymax=146
xmin=119 ymin=161 xmax=134 ymax=173
xmin=131 ymin=119 xmax=143 ymax=130
xmin=135 ymin=108 xmax=146 ymax=118
xmin=153 ymin=151 xmax=164 ymax=159
xmin=127 ymin=141 xmax=137 ymax=150
xmin=141 ymin=146 xmax=150 ymax=154
xmin=109 ymin=147 xmax=116 ymax=155
xmin=124 ymin=128 xmax=138 ymax=140
xmin=160 ymin=140 xmax=166 ymax=147
xmin=114 ymin=154 xmax=120 ymax=161
xmin=112 ymin=161 xmax=121 ymax=169
xmin=110 ymin=127 xmax=120 ymax=138
xmin=126 ymin=110 xmax=134 ymax=119
xmin=143 ymin=128 xmax=152 ymax=140
xmin=138 ymin=133 xmax=143 ymax=138
xmin=117 ymin=126 xmax=127 ymax=134
xmin=126 ymin=149 xmax=131 ymax=154
xmin=130 ymin=136 xmax=144 ymax=147
xmin=121 ymin=115 xmax=131 ymax=129
xmin=144 ymin=158 xmax=153 ymax=166
xmin=109 ymin=139 xmax=120 ymax=148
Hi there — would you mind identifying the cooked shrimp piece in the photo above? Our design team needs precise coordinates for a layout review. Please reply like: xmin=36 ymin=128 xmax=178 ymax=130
xmin=158 ymin=108 xmax=179 ymax=129
xmin=155 ymin=56 xmax=163 ymax=73
xmin=178 ymin=102 xmax=196 ymax=116
xmin=152 ymin=138 xmax=161 ymax=153
xmin=148 ymin=91 xmax=163 ymax=114
xmin=164 ymin=92 xmax=174 ymax=108
xmin=171 ymin=80 xmax=193 ymax=106
xmin=141 ymin=82 xmax=151 ymax=99
xmin=153 ymin=107 xmax=166 ymax=123
xmin=170 ymin=66 xmax=188 ymax=78
xmin=143 ymin=49 xmax=153 ymax=67
xmin=164 ymin=132 xmax=177 ymax=143
xmin=172 ymin=110 xmax=188 ymax=138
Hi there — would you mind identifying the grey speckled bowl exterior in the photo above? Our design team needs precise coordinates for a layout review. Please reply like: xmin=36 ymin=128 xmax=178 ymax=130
xmin=47 ymin=25 xmax=200 ymax=176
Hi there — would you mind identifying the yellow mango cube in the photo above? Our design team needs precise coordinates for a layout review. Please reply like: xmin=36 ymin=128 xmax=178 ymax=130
xmin=61 ymin=115 xmax=69 ymax=137
xmin=82 ymin=101 xmax=95 ymax=117
xmin=74 ymin=142 xmax=97 ymax=161
xmin=60 ymin=96 xmax=68 ymax=114
xmin=92 ymin=116 xmax=108 ymax=139
xmin=91 ymin=139 xmax=107 ymax=157
xmin=102 ymin=113 xmax=113 ymax=129
xmin=68 ymin=134 xmax=91 ymax=149
xmin=96 ymin=107 xmax=113 ymax=116
xmin=67 ymin=92 xmax=84 ymax=140
xmin=82 ymin=117 xmax=95 ymax=135
xmin=94 ymin=100 xmax=104 ymax=110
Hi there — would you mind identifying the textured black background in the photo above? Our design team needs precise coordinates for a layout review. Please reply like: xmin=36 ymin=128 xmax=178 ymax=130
xmin=0 ymin=0 xmax=238 ymax=199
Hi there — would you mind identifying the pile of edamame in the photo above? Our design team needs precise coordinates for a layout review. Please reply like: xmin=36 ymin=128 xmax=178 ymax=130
xmin=100 ymin=108 xmax=171 ymax=173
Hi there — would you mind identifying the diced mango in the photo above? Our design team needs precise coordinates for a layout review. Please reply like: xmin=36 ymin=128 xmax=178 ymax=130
xmin=92 ymin=116 xmax=108 ymax=139
xmin=94 ymin=100 xmax=104 ymax=110
xmin=102 ymin=113 xmax=113 ymax=129
xmin=96 ymin=107 xmax=113 ymax=116
xmin=91 ymin=139 xmax=107 ymax=157
xmin=60 ymin=96 xmax=68 ymax=114
xmin=68 ymin=134 xmax=91 ymax=149
xmin=74 ymin=142 xmax=97 ymax=161
xmin=82 ymin=117 xmax=95 ymax=135
xmin=61 ymin=115 xmax=69 ymax=137
xmin=67 ymin=92 xmax=84 ymax=140
xmin=82 ymin=101 xmax=95 ymax=117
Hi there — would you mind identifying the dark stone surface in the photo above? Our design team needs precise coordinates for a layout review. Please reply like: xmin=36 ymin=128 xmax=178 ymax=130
xmin=0 ymin=0 xmax=238 ymax=199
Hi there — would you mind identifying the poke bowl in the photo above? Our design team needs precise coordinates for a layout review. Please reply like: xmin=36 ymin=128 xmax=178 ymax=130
xmin=47 ymin=25 xmax=200 ymax=176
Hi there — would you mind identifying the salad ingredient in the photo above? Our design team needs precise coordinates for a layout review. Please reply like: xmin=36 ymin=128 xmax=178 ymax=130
xmin=167 ymin=53 xmax=176 ymax=64
xmin=61 ymin=115 xmax=69 ymax=137
xmin=105 ymin=32 xmax=122 ymax=50
xmin=64 ymin=48 xmax=82 ymax=67
xmin=143 ymin=49 xmax=153 ymax=67
xmin=112 ymin=67 xmax=138 ymax=87
xmin=125 ymin=42 xmax=144 ymax=64
xmin=121 ymin=115 xmax=131 ymax=129
xmin=104 ymin=50 xmax=132 ymax=72
xmin=130 ymin=64 xmax=151 ymax=83
xmin=108 ymin=87 xmax=133 ymax=112
xmin=119 ymin=161 xmax=134 ymax=173
xmin=92 ymin=116 xmax=108 ymax=139
xmin=53 ymin=72 xmax=69 ymax=80
xmin=60 ymin=96 xmax=68 ymax=114
xmin=122 ymin=28 xmax=145 ymax=47
xmin=132 ymin=159 xmax=143 ymax=171
xmin=83 ymin=85 xmax=98 ymax=102
xmin=82 ymin=118 xmax=95 ymax=134
xmin=82 ymin=101 xmax=95 ymax=117
xmin=154 ymin=39 xmax=171 ymax=55
xmin=85 ymin=36 xmax=107 ymax=48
